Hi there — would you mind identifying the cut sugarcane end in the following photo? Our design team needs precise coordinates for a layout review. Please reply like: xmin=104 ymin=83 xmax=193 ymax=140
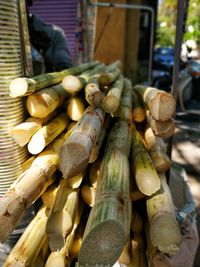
xmin=28 ymin=134 xmax=46 ymax=155
xmin=45 ymin=251 xmax=65 ymax=267
xmin=78 ymin=220 xmax=126 ymax=266
xmin=46 ymin=210 xmax=73 ymax=251
xmin=150 ymin=93 xmax=176 ymax=121
xmin=102 ymin=96 xmax=119 ymax=113
xmin=62 ymin=75 xmax=82 ymax=94
xmin=26 ymin=94 xmax=50 ymax=118
xmin=150 ymin=213 xmax=181 ymax=255
xmin=9 ymin=77 xmax=29 ymax=97
xmin=136 ymin=169 xmax=161 ymax=196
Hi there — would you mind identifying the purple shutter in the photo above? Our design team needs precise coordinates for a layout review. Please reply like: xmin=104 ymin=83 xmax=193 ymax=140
xmin=29 ymin=0 xmax=78 ymax=61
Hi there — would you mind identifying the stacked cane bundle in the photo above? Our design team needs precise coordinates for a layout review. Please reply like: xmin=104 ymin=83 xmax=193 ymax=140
xmin=0 ymin=59 xmax=184 ymax=267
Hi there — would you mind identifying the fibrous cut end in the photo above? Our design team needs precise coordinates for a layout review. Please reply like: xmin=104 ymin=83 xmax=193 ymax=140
xmin=78 ymin=220 xmax=126 ymax=266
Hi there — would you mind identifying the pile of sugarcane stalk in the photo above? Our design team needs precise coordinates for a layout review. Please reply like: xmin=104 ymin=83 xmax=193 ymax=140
xmin=0 ymin=60 xmax=183 ymax=267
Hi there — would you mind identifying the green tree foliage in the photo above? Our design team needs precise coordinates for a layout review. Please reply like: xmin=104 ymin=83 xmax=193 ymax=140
xmin=156 ymin=0 xmax=200 ymax=46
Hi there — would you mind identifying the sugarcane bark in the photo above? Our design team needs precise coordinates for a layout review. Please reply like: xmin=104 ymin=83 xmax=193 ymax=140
xmin=99 ymin=68 xmax=121 ymax=86
xmin=78 ymin=120 xmax=132 ymax=266
xmin=112 ymin=78 xmax=132 ymax=121
xmin=3 ymin=205 xmax=51 ymax=267
xmin=26 ymin=84 xmax=69 ymax=118
xmin=28 ymin=113 xmax=69 ymax=155
xmin=102 ymin=75 xmax=124 ymax=113
xmin=131 ymin=124 xmax=161 ymax=196
xmin=9 ymin=61 xmax=99 ymax=97
xmin=134 ymin=85 xmax=176 ymax=121
xmin=0 ymin=132 xmax=69 ymax=242
xmin=144 ymin=126 xmax=171 ymax=172
xmin=146 ymin=174 xmax=181 ymax=255
xmin=60 ymin=107 xmax=105 ymax=178
xmin=132 ymin=90 xmax=146 ymax=122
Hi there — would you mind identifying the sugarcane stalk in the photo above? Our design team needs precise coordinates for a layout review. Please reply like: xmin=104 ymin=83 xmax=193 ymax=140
xmin=78 ymin=120 xmax=132 ymax=266
xmin=102 ymin=75 xmax=124 ymax=114
xmin=89 ymin=115 xmax=111 ymax=163
xmin=99 ymin=68 xmax=121 ymax=86
xmin=45 ymin=202 xmax=84 ymax=267
xmin=89 ymin=159 xmax=101 ymax=188
xmin=132 ymin=90 xmax=146 ymax=123
xmin=3 ymin=204 xmax=52 ymax=267
xmin=144 ymin=126 xmax=171 ymax=173
xmin=62 ymin=64 xmax=104 ymax=94
xmin=10 ymin=108 xmax=61 ymax=147
xmin=66 ymin=96 xmax=86 ymax=122
xmin=22 ymin=156 xmax=35 ymax=171
xmin=46 ymin=178 xmax=79 ymax=251
xmin=81 ymin=185 xmax=96 ymax=207
xmin=146 ymin=110 xmax=176 ymax=138
xmin=118 ymin=239 xmax=131 ymax=265
xmin=9 ymin=61 xmax=99 ymax=97
xmin=0 ymin=133 xmax=69 ymax=242
xmin=41 ymin=184 xmax=59 ymax=210
xmin=60 ymin=107 xmax=105 ymax=178
xmin=65 ymin=171 xmax=85 ymax=189
xmin=129 ymin=233 xmax=148 ymax=267
xmin=28 ymin=113 xmax=69 ymax=155
xmin=146 ymin=174 xmax=181 ymax=255
xmin=131 ymin=210 xmax=143 ymax=234
xmin=106 ymin=60 xmax=121 ymax=71
xmin=131 ymin=123 xmax=161 ymax=196
xmin=29 ymin=239 xmax=50 ymax=267
xmin=134 ymin=85 xmax=176 ymax=121
xmin=112 ymin=78 xmax=132 ymax=121
xmin=26 ymin=83 xmax=69 ymax=118
xmin=85 ymin=75 xmax=103 ymax=107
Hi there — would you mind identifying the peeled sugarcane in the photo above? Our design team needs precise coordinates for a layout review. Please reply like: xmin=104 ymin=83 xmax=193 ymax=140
xmin=45 ymin=202 xmax=84 ymax=267
xmin=66 ymin=96 xmax=86 ymax=121
xmin=10 ymin=108 xmax=61 ymax=147
xmin=81 ymin=185 xmax=96 ymax=207
xmin=46 ymin=179 xmax=79 ymax=251
xmin=146 ymin=110 xmax=176 ymax=138
xmin=78 ymin=120 xmax=132 ymax=266
xmin=112 ymin=78 xmax=133 ymax=121
xmin=118 ymin=239 xmax=131 ymax=265
xmin=134 ymin=85 xmax=176 ymax=121
xmin=89 ymin=115 xmax=111 ymax=163
xmin=132 ymin=90 xmax=146 ymax=123
xmin=144 ymin=126 xmax=171 ymax=173
xmin=146 ymin=174 xmax=181 ymax=255
xmin=3 ymin=202 xmax=53 ymax=267
xmin=60 ymin=107 xmax=105 ymax=178
xmin=26 ymin=83 xmax=69 ymax=118
xmin=9 ymin=61 xmax=99 ymax=97
xmin=0 ymin=133 xmax=69 ymax=242
xmin=131 ymin=123 xmax=161 ymax=196
xmin=129 ymin=233 xmax=148 ymax=267
xmin=131 ymin=210 xmax=143 ymax=234
xmin=62 ymin=64 xmax=104 ymax=94
xmin=89 ymin=159 xmax=101 ymax=188
xmin=102 ymin=74 xmax=124 ymax=114
xmin=28 ymin=113 xmax=69 ymax=155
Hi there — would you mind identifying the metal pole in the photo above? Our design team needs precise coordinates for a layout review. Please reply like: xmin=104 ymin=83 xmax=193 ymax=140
xmin=88 ymin=1 xmax=155 ymax=84
xmin=167 ymin=0 xmax=187 ymax=181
